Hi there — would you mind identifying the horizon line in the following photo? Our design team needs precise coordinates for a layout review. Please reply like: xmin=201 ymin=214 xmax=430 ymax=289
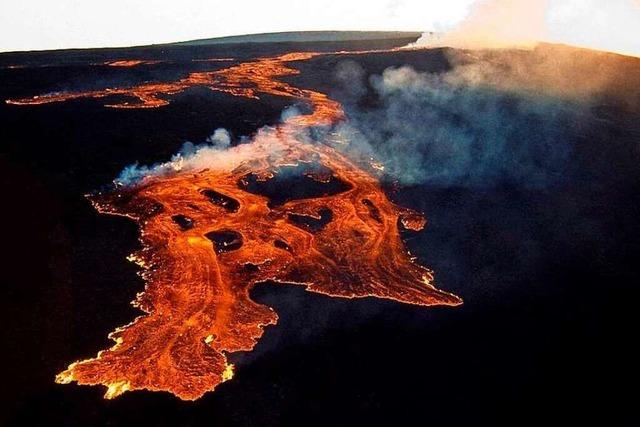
xmin=0 ymin=29 xmax=427 ymax=55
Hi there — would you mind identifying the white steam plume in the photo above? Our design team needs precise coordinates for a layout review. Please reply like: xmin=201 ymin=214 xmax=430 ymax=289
xmin=411 ymin=0 xmax=640 ymax=57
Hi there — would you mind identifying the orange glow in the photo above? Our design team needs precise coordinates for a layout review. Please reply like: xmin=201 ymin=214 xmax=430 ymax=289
xmin=192 ymin=58 xmax=236 ymax=62
xmin=15 ymin=51 xmax=461 ymax=400
xmin=104 ymin=60 xmax=163 ymax=67
xmin=5 ymin=50 xmax=403 ymax=109
xmin=5 ymin=52 xmax=333 ymax=110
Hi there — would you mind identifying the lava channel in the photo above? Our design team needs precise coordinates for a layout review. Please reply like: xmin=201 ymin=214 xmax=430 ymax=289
xmin=20 ymin=51 xmax=462 ymax=400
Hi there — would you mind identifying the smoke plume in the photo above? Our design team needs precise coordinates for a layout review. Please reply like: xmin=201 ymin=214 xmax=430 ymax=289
xmin=114 ymin=108 xmax=307 ymax=187
xmin=117 ymin=127 xmax=270 ymax=186
xmin=331 ymin=48 xmax=606 ymax=189
xmin=115 ymin=44 xmax=635 ymax=193
xmin=412 ymin=0 xmax=640 ymax=57
xmin=116 ymin=50 xmax=601 ymax=191
xmin=414 ymin=0 xmax=549 ymax=49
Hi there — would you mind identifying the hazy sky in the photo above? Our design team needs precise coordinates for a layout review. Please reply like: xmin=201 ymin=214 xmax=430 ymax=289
xmin=0 ymin=0 xmax=476 ymax=52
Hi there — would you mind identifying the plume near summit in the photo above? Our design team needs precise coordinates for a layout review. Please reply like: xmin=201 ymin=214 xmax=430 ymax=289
xmin=2 ymin=1 xmax=639 ymax=425
xmin=410 ymin=0 xmax=640 ymax=57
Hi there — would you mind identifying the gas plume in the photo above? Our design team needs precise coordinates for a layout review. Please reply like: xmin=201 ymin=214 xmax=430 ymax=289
xmin=411 ymin=0 xmax=640 ymax=57
xmin=331 ymin=48 xmax=607 ymax=189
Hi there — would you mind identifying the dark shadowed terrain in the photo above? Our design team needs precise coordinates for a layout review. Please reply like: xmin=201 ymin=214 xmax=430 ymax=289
xmin=1 ymin=34 xmax=639 ymax=426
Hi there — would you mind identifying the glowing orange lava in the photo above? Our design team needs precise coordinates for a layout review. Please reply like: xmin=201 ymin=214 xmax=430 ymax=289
xmin=5 ymin=52 xmax=330 ymax=109
xmin=192 ymin=58 xmax=236 ymax=62
xmin=104 ymin=60 xmax=163 ymax=67
xmin=17 ymin=51 xmax=461 ymax=399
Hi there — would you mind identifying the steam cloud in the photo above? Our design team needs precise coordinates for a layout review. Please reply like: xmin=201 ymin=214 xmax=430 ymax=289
xmin=333 ymin=55 xmax=592 ymax=189
xmin=116 ymin=115 xmax=298 ymax=186
xmin=117 ymin=127 xmax=249 ymax=185
xmin=116 ymin=50 xmax=599 ymax=192
xmin=413 ymin=0 xmax=549 ymax=49
xmin=411 ymin=0 xmax=640 ymax=57
xmin=116 ymin=40 xmax=627 ymax=195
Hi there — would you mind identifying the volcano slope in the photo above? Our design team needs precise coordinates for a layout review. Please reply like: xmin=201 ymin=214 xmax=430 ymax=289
xmin=6 ymin=47 xmax=462 ymax=399
xmin=2 ymin=37 xmax=640 ymax=426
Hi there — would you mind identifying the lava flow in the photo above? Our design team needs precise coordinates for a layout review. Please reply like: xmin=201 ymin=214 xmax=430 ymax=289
xmin=104 ymin=60 xmax=164 ymax=67
xmin=24 ymin=51 xmax=462 ymax=399
xmin=5 ymin=52 xmax=330 ymax=109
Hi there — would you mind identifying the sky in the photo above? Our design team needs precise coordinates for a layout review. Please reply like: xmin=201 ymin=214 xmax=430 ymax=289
xmin=0 ymin=0 xmax=476 ymax=52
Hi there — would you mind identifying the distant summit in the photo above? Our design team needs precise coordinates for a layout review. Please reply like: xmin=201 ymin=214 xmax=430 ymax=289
xmin=172 ymin=31 xmax=422 ymax=46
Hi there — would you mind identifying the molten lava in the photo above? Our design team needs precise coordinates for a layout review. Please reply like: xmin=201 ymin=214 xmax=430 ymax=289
xmin=16 ymin=51 xmax=462 ymax=399
xmin=5 ymin=52 xmax=332 ymax=109
xmin=104 ymin=60 xmax=163 ymax=67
